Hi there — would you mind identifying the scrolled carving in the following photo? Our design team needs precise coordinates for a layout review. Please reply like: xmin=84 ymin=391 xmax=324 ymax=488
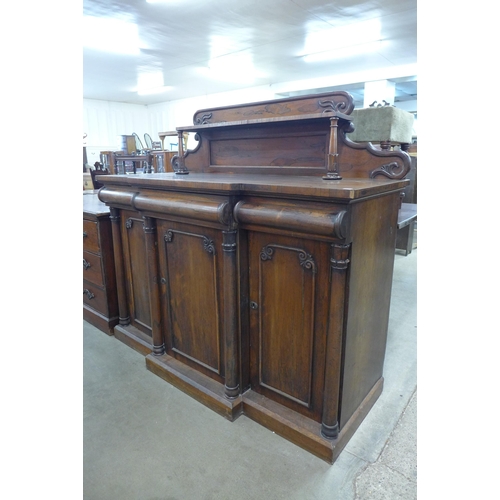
xmin=260 ymin=246 xmax=274 ymax=261
xmin=164 ymin=229 xmax=215 ymax=255
xmin=171 ymin=154 xmax=189 ymax=175
xmin=125 ymin=218 xmax=133 ymax=229
xmin=203 ymin=237 xmax=216 ymax=255
xmin=260 ymin=244 xmax=316 ymax=273
xmin=194 ymin=112 xmax=213 ymax=125
xmin=298 ymin=251 xmax=317 ymax=274
xmin=319 ymin=98 xmax=350 ymax=114
xmin=369 ymin=161 xmax=410 ymax=180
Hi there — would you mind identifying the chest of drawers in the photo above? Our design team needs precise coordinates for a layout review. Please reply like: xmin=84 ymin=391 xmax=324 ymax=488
xmin=83 ymin=192 xmax=118 ymax=334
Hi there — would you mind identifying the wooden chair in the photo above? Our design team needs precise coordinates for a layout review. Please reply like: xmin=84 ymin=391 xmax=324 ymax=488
xmin=90 ymin=162 xmax=110 ymax=189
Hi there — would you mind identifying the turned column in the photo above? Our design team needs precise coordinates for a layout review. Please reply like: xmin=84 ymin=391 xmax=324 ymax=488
xmin=109 ymin=207 xmax=130 ymax=326
xmin=321 ymin=243 xmax=351 ymax=439
xmin=143 ymin=216 xmax=165 ymax=355
xmin=222 ymin=229 xmax=239 ymax=399
xmin=173 ymin=131 xmax=189 ymax=175
xmin=323 ymin=116 xmax=342 ymax=180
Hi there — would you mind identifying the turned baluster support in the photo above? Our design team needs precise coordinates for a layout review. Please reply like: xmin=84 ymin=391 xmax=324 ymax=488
xmin=323 ymin=116 xmax=342 ymax=180
xmin=174 ymin=131 xmax=189 ymax=175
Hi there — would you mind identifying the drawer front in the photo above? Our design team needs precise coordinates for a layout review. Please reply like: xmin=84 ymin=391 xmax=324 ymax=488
xmin=83 ymin=281 xmax=108 ymax=315
xmin=83 ymin=220 xmax=100 ymax=253
xmin=83 ymin=251 xmax=104 ymax=287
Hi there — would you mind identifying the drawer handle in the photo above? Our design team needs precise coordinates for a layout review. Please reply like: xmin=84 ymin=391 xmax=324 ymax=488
xmin=83 ymin=231 xmax=88 ymax=238
xmin=83 ymin=289 xmax=95 ymax=300
xmin=83 ymin=259 xmax=91 ymax=270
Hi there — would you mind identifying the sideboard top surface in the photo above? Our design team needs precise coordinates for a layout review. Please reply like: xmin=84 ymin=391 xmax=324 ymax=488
xmin=97 ymin=173 xmax=408 ymax=201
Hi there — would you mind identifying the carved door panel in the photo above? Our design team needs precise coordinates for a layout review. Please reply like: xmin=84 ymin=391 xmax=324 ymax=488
xmin=121 ymin=209 xmax=152 ymax=337
xmin=157 ymin=220 xmax=225 ymax=383
xmin=248 ymin=232 xmax=330 ymax=421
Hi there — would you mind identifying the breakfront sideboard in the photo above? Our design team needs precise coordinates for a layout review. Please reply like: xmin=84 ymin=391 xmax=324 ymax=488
xmin=97 ymin=92 xmax=410 ymax=463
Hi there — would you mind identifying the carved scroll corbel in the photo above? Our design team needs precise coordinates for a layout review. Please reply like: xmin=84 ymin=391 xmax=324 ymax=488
xmin=369 ymin=161 xmax=410 ymax=180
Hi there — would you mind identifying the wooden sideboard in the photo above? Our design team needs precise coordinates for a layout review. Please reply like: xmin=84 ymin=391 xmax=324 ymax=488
xmin=83 ymin=193 xmax=119 ymax=334
xmin=97 ymin=91 xmax=411 ymax=463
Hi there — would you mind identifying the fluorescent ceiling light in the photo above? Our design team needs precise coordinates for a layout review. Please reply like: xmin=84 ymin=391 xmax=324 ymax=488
xmin=303 ymin=40 xmax=386 ymax=63
xmin=136 ymin=71 xmax=172 ymax=95
xmin=201 ymin=53 xmax=265 ymax=84
xmin=301 ymin=19 xmax=382 ymax=60
xmin=83 ymin=17 xmax=141 ymax=55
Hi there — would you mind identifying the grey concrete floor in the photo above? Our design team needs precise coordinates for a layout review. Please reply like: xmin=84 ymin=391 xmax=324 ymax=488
xmin=83 ymin=246 xmax=417 ymax=500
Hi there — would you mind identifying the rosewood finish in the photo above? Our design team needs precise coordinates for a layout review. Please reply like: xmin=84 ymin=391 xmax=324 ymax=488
xmin=97 ymin=91 xmax=410 ymax=463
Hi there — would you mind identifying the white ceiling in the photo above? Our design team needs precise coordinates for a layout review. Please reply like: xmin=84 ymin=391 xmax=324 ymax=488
xmin=83 ymin=0 xmax=417 ymax=107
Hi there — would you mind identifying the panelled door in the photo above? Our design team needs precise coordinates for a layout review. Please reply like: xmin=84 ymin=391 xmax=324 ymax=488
xmin=121 ymin=209 xmax=152 ymax=338
xmin=248 ymin=231 xmax=331 ymax=422
xmin=157 ymin=219 xmax=225 ymax=384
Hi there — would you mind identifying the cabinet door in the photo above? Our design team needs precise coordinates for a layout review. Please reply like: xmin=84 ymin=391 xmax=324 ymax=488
xmin=248 ymin=232 xmax=330 ymax=421
xmin=121 ymin=209 xmax=152 ymax=337
xmin=157 ymin=220 xmax=225 ymax=383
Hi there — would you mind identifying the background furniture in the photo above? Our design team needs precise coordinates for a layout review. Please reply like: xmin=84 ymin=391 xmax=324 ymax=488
xmin=83 ymin=193 xmax=119 ymax=334
xmin=396 ymin=203 xmax=417 ymax=255
xmin=113 ymin=153 xmax=154 ymax=175
xmin=120 ymin=135 xmax=137 ymax=154
xmin=151 ymin=150 xmax=176 ymax=173
xmin=158 ymin=130 xmax=189 ymax=151
xmin=89 ymin=162 xmax=110 ymax=190
xmin=99 ymin=151 xmax=118 ymax=175
xmin=98 ymin=91 xmax=412 ymax=463
xmin=144 ymin=133 xmax=153 ymax=149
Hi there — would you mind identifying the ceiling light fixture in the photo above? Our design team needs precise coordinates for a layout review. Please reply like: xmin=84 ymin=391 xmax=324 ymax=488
xmin=300 ymin=19 xmax=383 ymax=62
xmin=201 ymin=53 xmax=265 ymax=84
xmin=136 ymin=71 xmax=172 ymax=95
xmin=302 ymin=40 xmax=386 ymax=63
xmin=83 ymin=17 xmax=141 ymax=55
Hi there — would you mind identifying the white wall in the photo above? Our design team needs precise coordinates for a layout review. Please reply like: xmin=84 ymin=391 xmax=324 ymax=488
xmin=83 ymin=85 xmax=278 ymax=160
xmin=83 ymin=99 xmax=149 ymax=166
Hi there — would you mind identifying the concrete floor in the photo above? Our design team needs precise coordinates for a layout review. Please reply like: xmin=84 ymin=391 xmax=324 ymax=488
xmin=83 ymin=246 xmax=417 ymax=500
